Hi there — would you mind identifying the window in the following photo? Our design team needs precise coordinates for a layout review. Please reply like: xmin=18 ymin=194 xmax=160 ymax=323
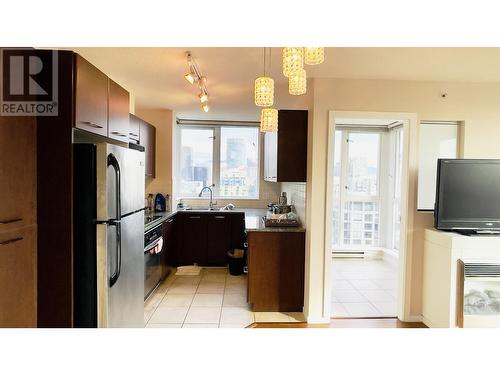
xmin=332 ymin=130 xmax=381 ymax=248
xmin=178 ymin=126 xmax=259 ymax=199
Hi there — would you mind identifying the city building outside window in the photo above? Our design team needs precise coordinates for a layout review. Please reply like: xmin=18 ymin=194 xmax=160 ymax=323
xmin=178 ymin=125 xmax=259 ymax=199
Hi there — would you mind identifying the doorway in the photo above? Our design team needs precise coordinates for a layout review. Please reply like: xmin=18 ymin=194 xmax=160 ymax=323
xmin=327 ymin=114 xmax=411 ymax=319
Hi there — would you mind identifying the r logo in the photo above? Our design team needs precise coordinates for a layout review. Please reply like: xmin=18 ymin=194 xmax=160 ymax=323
xmin=1 ymin=48 xmax=58 ymax=116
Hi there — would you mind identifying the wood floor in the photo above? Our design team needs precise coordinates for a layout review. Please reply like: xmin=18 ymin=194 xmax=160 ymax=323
xmin=249 ymin=318 xmax=427 ymax=328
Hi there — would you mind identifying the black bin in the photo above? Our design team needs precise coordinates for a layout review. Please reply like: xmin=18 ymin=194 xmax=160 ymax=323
xmin=227 ymin=249 xmax=245 ymax=276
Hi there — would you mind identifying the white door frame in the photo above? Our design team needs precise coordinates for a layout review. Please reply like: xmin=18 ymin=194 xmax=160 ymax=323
xmin=324 ymin=110 xmax=418 ymax=321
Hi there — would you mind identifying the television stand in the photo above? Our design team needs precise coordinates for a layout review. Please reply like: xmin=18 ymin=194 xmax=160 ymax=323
xmin=453 ymin=229 xmax=500 ymax=236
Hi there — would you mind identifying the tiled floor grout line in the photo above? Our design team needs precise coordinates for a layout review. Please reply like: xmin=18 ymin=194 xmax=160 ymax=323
xmin=218 ymin=274 xmax=227 ymax=328
xmin=144 ymin=281 xmax=170 ymax=326
xmin=180 ymin=275 xmax=201 ymax=327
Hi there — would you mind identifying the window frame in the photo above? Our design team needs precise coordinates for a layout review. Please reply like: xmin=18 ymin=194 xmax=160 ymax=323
xmin=176 ymin=124 xmax=260 ymax=200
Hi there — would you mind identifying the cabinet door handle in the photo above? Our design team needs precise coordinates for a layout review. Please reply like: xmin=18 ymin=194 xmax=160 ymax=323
xmin=0 ymin=237 xmax=23 ymax=246
xmin=80 ymin=121 xmax=103 ymax=129
xmin=189 ymin=216 xmax=201 ymax=219
xmin=214 ymin=216 xmax=225 ymax=219
xmin=111 ymin=131 xmax=127 ymax=137
xmin=129 ymin=132 xmax=139 ymax=137
xmin=166 ymin=219 xmax=174 ymax=223
xmin=0 ymin=218 xmax=22 ymax=225
xmin=244 ymin=242 xmax=248 ymax=248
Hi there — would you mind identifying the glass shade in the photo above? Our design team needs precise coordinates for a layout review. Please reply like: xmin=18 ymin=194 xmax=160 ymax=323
xmin=254 ymin=76 xmax=274 ymax=107
xmin=288 ymin=68 xmax=307 ymax=95
xmin=202 ymin=103 xmax=209 ymax=112
xmin=260 ymin=108 xmax=278 ymax=132
xmin=304 ymin=47 xmax=325 ymax=65
xmin=282 ymin=47 xmax=304 ymax=77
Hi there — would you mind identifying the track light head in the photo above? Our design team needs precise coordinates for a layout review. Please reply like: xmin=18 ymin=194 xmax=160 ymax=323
xmin=184 ymin=72 xmax=196 ymax=84
xmin=199 ymin=91 xmax=209 ymax=103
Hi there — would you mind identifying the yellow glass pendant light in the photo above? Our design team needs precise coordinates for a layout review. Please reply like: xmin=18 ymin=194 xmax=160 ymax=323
xmin=254 ymin=48 xmax=274 ymax=107
xmin=260 ymin=108 xmax=278 ymax=132
xmin=254 ymin=76 xmax=274 ymax=107
xmin=282 ymin=47 xmax=304 ymax=77
xmin=304 ymin=47 xmax=325 ymax=65
xmin=288 ymin=68 xmax=307 ymax=95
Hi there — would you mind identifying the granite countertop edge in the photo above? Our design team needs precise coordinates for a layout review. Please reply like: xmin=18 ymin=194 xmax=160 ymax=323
xmin=144 ymin=208 xmax=306 ymax=233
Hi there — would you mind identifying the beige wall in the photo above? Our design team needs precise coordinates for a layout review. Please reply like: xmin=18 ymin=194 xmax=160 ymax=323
xmin=306 ymin=77 xmax=500 ymax=321
xmin=135 ymin=107 xmax=174 ymax=199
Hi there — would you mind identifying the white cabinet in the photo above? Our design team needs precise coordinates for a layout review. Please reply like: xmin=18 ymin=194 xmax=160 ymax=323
xmin=422 ymin=229 xmax=500 ymax=327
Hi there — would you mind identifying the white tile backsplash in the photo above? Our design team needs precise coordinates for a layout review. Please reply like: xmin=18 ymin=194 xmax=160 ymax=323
xmin=281 ymin=182 xmax=306 ymax=224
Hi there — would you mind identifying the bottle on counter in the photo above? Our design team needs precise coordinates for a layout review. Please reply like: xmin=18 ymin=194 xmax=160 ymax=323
xmin=165 ymin=194 xmax=170 ymax=212
xmin=146 ymin=194 xmax=154 ymax=214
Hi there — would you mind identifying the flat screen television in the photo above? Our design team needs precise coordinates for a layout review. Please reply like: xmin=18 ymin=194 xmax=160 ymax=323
xmin=435 ymin=159 xmax=500 ymax=232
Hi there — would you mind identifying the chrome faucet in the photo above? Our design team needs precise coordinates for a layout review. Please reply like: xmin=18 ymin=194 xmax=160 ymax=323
xmin=198 ymin=184 xmax=216 ymax=210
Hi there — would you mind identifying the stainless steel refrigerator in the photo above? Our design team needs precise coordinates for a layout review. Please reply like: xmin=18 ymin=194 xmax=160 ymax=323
xmin=74 ymin=143 xmax=145 ymax=328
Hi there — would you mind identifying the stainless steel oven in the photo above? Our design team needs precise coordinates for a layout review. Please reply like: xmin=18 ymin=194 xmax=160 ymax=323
xmin=144 ymin=223 xmax=163 ymax=300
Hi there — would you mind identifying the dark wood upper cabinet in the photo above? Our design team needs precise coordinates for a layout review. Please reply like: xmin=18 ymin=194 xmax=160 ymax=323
xmin=74 ymin=54 xmax=108 ymax=136
xmin=264 ymin=109 xmax=308 ymax=182
xmin=108 ymin=79 xmax=130 ymax=142
xmin=128 ymin=114 xmax=140 ymax=144
xmin=139 ymin=119 xmax=156 ymax=178
xmin=206 ymin=214 xmax=232 ymax=266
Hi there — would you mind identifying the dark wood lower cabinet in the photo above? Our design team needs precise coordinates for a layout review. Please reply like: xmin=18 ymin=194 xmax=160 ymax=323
xmin=171 ymin=212 xmax=246 ymax=267
xmin=161 ymin=217 xmax=175 ymax=279
xmin=247 ymin=231 xmax=305 ymax=312
xmin=177 ymin=214 xmax=207 ymax=266
xmin=0 ymin=226 xmax=37 ymax=327
xmin=206 ymin=214 xmax=231 ymax=266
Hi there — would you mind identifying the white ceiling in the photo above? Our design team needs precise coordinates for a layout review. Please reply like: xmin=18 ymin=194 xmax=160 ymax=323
xmin=67 ymin=47 xmax=500 ymax=121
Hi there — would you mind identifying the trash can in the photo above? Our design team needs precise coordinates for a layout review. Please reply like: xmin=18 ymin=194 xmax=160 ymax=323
xmin=227 ymin=249 xmax=245 ymax=276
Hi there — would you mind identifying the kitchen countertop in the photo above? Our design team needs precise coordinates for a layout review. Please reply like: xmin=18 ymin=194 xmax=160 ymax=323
xmin=243 ymin=209 xmax=306 ymax=233
xmin=145 ymin=208 xmax=305 ymax=233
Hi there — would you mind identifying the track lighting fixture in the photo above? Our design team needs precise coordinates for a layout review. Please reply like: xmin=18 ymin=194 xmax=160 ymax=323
xmin=184 ymin=51 xmax=210 ymax=112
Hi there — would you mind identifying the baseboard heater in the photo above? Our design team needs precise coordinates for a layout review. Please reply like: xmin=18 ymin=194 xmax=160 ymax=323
xmin=333 ymin=251 xmax=366 ymax=258
xmin=332 ymin=250 xmax=383 ymax=259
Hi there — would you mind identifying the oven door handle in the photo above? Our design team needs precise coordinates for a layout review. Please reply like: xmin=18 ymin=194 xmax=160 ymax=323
xmin=144 ymin=237 xmax=163 ymax=253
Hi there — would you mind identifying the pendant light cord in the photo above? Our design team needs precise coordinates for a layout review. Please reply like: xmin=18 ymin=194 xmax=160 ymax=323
xmin=263 ymin=47 xmax=266 ymax=76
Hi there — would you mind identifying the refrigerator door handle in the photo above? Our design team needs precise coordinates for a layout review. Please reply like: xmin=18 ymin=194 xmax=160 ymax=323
xmin=108 ymin=153 xmax=122 ymax=287
xmin=109 ymin=220 xmax=122 ymax=287
xmin=107 ymin=153 xmax=121 ymax=220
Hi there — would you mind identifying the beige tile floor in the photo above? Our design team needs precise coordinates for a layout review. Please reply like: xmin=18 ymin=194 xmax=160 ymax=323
xmin=144 ymin=267 xmax=305 ymax=328
xmin=331 ymin=258 xmax=398 ymax=318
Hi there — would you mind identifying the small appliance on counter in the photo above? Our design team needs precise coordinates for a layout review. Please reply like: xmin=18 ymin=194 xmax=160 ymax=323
xmin=267 ymin=192 xmax=293 ymax=215
xmin=265 ymin=192 xmax=300 ymax=227
xmin=154 ymin=193 xmax=166 ymax=211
